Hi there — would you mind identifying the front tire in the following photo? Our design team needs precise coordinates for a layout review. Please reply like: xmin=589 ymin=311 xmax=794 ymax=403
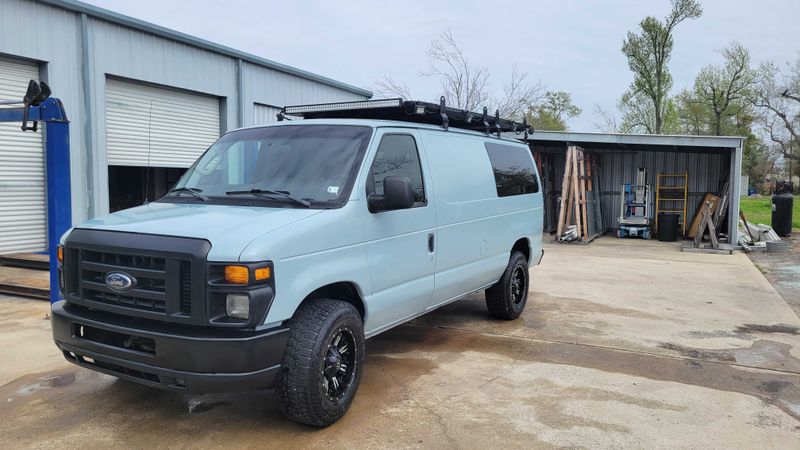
xmin=274 ymin=299 xmax=365 ymax=427
xmin=485 ymin=251 xmax=529 ymax=320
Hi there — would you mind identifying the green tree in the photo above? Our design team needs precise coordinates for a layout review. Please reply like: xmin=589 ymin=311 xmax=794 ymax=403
xmin=676 ymin=42 xmax=757 ymax=136
xmin=526 ymin=91 xmax=581 ymax=131
xmin=620 ymin=0 xmax=702 ymax=134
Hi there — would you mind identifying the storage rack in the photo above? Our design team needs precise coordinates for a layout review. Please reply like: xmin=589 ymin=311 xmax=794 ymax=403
xmin=655 ymin=172 xmax=688 ymax=236
xmin=279 ymin=97 xmax=534 ymax=137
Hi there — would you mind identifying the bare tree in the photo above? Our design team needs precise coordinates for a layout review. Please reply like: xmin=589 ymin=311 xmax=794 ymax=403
xmin=422 ymin=30 xmax=491 ymax=111
xmin=373 ymin=75 xmax=413 ymax=99
xmin=493 ymin=65 xmax=544 ymax=120
xmin=373 ymin=31 xmax=547 ymax=122
xmin=593 ymin=104 xmax=619 ymax=133
xmin=751 ymin=57 xmax=800 ymax=161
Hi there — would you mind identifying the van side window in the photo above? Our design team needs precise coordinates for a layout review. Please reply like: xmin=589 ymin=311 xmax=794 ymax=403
xmin=370 ymin=134 xmax=425 ymax=204
xmin=484 ymin=143 xmax=539 ymax=197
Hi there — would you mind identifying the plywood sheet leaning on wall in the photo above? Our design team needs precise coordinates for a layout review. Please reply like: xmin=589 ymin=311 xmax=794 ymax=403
xmin=688 ymin=193 xmax=720 ymax=238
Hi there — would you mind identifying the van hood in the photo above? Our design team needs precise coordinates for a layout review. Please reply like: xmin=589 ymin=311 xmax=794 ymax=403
xmin=73 ymin=202 xmax=323 ymax=261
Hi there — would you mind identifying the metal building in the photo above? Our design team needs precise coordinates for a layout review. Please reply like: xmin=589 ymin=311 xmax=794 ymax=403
xmin=0 ymin=0 xmax=371 ymax=254
xmin=527 ymin=131 xmax=744 ymax=245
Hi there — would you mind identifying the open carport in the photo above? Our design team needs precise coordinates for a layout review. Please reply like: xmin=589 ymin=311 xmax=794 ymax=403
xmin=1 ymin=238 xmax=798 ymax=448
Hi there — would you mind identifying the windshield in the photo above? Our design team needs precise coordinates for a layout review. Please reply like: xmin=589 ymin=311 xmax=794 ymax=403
xmin=168 ymin=125 xmax=372 ymax=208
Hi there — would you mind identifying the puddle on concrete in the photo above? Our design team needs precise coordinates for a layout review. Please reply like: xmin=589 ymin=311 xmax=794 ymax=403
xmin=736 ymin=324 xmax=800 ymax=335
xmin=658 ymin=339 xmax=800 ymax=373
xmin=13 ymin=372 xmax=79 ymax=397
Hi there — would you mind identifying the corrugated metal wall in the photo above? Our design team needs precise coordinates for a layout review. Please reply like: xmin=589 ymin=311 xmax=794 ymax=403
xmin=0 ymin=0 xmax=370 ymax=222
xmin=535 ymin=145 xmax=730 ymax=232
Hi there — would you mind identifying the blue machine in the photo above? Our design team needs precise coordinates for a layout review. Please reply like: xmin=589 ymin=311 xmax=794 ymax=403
xmin=617 ymin=168 xmax=652 ymax=239
xmin=0 ymin=80 xmax=71 ymax=303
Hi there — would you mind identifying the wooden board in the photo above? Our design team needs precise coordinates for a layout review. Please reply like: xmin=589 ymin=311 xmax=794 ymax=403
xmin=687 ymin=194 xmax=720 ymax=238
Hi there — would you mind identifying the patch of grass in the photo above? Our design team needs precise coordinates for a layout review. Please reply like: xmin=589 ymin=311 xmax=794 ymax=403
xmin=739 ymin=196 xmax=799 ymax=231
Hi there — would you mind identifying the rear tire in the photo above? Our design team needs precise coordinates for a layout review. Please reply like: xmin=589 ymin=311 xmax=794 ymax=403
xmin=485 ymin=251 xmax=529 ymax=320
xmin=274 ymin=299 xmax=365 ymax=427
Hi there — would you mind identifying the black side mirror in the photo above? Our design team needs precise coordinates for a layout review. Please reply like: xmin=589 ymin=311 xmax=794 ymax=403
xmin=368 ymin=176 xmax=416 ymax=212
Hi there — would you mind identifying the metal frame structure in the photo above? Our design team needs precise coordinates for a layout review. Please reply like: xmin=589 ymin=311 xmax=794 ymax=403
xmin=280 ymin=97 xmax=534 ymax=137
xmin=0 ymin=93 xmax=72 ymax=303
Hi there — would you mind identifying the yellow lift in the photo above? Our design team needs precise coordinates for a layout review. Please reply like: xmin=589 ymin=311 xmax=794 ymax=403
xmin=655 ymin=172 xmax=688 ymax=236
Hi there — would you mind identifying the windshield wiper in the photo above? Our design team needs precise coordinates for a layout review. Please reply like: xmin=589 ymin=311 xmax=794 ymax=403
xmin=167 ymin=187 xmax=208 ymax=202
xmin=225 ymin=189 xmax=311 ymax=207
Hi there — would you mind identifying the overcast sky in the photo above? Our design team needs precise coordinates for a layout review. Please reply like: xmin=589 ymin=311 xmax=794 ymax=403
xmin=87 ymin=0 xmax=800 ymax=131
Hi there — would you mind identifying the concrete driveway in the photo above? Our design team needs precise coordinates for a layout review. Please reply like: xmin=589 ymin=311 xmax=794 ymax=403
xmin=1 ymin=237 xmax=799 ymax=449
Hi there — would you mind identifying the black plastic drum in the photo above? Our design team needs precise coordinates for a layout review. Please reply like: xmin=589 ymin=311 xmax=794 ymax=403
xmin=772 ymin=193 xmax=794 ymax=237
xmin=658 ymin=213 xmax=679 ymax=242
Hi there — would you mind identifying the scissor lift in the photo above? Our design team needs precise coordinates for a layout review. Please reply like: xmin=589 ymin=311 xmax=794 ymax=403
xmin=0 ymin=80 xmax=72 ymax=303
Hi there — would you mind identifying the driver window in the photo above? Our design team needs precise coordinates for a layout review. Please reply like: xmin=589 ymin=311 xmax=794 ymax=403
xmin=370 ymin=134 xmax=425 ymax=203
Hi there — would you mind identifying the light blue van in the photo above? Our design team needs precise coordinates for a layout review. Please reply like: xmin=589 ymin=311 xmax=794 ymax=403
xmin=52 ymin=100 xmax=543 ymax=426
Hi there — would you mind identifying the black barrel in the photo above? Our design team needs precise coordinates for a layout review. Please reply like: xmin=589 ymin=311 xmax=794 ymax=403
xmin=772 ymin=193 xmax=794 ymax=237
xmin=658 ymin=213 xmax=679 ymax=242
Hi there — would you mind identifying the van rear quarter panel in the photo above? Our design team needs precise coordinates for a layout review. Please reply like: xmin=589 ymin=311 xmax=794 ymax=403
xmin=420 ymin=131 xmax=542 ymax=307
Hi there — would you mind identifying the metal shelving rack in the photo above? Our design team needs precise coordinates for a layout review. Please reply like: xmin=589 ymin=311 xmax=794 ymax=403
xmin=655 ymin=172 xmax=688 ymax=236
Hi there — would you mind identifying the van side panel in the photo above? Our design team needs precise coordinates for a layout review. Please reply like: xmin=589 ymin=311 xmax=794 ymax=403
xmin=420 ymin=132 xmax=542 ymax=308
xmin=240 ymin=204 xmax=372 ymax=327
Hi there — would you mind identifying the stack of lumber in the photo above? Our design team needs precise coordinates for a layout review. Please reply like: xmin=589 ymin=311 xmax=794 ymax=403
xmin=556 ymin=146 xmax=602 ymax=243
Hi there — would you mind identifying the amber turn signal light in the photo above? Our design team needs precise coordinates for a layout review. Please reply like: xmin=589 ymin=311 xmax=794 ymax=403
xmin=254 ymin=267 xmax=271 ymax=281
xmin=224 ymin=265 xmax=249 ymax=284
xmin=57 ymin=245 xmax=64 ymax=264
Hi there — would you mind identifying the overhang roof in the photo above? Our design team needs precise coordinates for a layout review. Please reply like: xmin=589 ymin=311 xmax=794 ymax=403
xmin=522 ymin=130 xmax=744 ymax=154
xmin=39 ymin=0 xmax=373 ymax=98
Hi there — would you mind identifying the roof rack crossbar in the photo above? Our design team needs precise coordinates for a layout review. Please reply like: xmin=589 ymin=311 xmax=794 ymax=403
xmin=281 ymin=98 xmax=534 ymax=136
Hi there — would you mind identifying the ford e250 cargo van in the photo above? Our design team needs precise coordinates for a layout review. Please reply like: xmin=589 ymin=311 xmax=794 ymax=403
xmin=52 ymin=99 xmax=544 ymax=426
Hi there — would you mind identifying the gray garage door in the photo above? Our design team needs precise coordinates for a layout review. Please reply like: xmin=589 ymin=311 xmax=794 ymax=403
xmin=105 ymin=78 xmax=220 ymax=168
xmin=0 ymin=57 xmax=46 ymax=254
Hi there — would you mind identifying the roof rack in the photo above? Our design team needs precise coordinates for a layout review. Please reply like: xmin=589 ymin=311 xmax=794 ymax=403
xmin=278 ymin=97 xmax=533 ymax=138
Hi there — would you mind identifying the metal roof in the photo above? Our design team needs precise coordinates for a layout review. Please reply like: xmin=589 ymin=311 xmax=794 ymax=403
xmin=38 ymin=0 xmax=373 ymax=98
xmin=524 ymin=130 xmax=744 ymax=151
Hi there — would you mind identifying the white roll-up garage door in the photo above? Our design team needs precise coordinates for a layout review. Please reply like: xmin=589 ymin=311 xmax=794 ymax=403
xmin=105 ymin=78 xmax=220 ymax=167
xmin=0 ymin=57 xmax=46 ymax=254
xmin=253 ymin=103 xmax=281 ymax=125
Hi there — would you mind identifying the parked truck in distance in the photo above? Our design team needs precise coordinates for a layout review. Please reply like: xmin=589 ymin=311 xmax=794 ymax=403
xmin=52 ymin=99 xmax=544 ymax=426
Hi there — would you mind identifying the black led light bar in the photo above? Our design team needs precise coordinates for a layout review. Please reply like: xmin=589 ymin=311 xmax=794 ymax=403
xmin=279 ymin=97 xmax=533 ymax=137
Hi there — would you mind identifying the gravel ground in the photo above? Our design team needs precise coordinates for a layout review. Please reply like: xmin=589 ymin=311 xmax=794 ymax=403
xmin=748 ymin=232 xmax=800 ymax=317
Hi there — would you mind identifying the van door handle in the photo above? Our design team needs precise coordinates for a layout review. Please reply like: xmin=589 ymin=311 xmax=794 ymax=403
xmin=428 ymin=233 xmax=435 ymax=253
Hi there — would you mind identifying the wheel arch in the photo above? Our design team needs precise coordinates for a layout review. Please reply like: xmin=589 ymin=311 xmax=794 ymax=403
xmin=298 ymin=281 xmax=367 ymax=322
xmin=512 ymin=237 xmax=531 ymax=262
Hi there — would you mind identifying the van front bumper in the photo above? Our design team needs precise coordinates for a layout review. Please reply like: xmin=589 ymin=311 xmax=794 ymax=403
xmin=51 ymin=301 xmax=289 ymax=393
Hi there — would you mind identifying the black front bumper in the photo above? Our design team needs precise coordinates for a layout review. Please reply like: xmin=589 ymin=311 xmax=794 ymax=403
xmin=52 ymin=301 xmax=289 ymax=393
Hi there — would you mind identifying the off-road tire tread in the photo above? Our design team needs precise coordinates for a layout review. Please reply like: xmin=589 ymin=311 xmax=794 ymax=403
xmin=274 ymin=299 xmax=363 ymax=427
xmin=485 ymin=251 xmax=528 ymax=320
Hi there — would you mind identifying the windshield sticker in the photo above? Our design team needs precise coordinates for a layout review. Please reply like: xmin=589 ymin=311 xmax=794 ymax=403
xmin=327 ymin=186 xmax=340 ymax=195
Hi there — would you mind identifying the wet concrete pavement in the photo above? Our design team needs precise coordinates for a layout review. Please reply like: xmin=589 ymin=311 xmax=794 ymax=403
xmin=1 ymin=237 xmax=799 ymax=449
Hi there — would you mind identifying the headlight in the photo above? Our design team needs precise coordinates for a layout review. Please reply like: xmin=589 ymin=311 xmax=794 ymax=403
xmin=226 ymin=294 xmax=250 ymax=319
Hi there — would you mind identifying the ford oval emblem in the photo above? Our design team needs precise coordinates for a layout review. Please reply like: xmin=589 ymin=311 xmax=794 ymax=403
xmin=105 ymin=272 xmax=136 ymax=292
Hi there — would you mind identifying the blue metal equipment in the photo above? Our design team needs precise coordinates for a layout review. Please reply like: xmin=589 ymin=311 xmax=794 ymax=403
xmin=0 ymin=80 xmax=72 ymax=303
xmin=617 ymin=168 xmax=652 ymax=239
